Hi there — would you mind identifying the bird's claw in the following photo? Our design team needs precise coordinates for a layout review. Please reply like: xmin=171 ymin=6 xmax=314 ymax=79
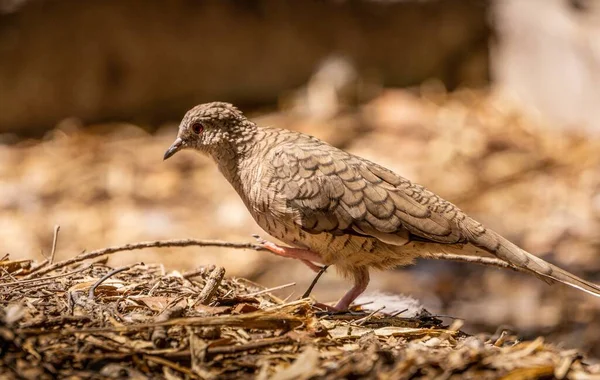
xmin=311 ymin=302 xmax=363 ymax=315
xmin=252 ymin=234 xmax=268 ymax=245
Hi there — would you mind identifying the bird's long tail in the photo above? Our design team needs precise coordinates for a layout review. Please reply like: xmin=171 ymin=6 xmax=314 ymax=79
xmin=472 ymin=226 xmax=600 ymax=298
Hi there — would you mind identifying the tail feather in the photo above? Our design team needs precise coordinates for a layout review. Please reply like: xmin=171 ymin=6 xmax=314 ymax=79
xmin=475 ymin=228 xmax=600 ymax=298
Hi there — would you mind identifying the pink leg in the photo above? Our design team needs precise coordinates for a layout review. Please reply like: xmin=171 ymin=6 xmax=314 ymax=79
xmin=312 ymin=267 xmax=370 ymax=312
xmin=334 ymin=267 xmax=370 ymax=311
xmin=254 ymin=235 xmax=324 ymax=272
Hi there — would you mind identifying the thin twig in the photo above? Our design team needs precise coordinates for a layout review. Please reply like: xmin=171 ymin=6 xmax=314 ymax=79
xmin=26 ymin=226 xmax=61 ymax=276
xmin=49 ymin=225 xmax=60 ymax=265
xmin=0 ymin=267 xmax=18 ymax=282
xmin=245 ymin=282 xmax=296 ymax=297
xmin=196 ymin=266 xmax=225 ymax=305
xmin=426 ymin=253 xmax=522 ymax=272
xmin=390 ymin=308 xmax=408 ymax=317
xmin=351 ymin=300 xmax=374 ymax=308
xmin=0 ymin=264 xmax=92 ymax=288
xmin=235 ymin=277 xmax=286 ymax=304
xmin=354 ymin=306 xmax=386 ymax=326
xmin=88 ymin=263 xmax=139 ymax=300
xmin=26 ymin=259 xmax=50 ymax=276
xmin=302 ymin=265 xmax=329 ymax=299
xmin=23 ymin=239 xmax=263 ymax=279
xmin=182 ymin=265 xmax=214 ymax=279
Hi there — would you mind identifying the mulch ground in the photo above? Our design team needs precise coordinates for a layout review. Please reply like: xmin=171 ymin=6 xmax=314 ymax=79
xmin=2 ymin=86 xmax=600 ymax=378
xmin=1 ymin=244 xmax=599 ymax=379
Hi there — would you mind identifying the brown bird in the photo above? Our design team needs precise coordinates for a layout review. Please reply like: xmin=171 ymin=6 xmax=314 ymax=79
xmin=164 ymin=102 xmax=600 ymax=310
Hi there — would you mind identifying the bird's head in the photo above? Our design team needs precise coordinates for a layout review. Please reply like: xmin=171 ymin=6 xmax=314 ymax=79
xmin=164 ymin=102 xmax=255 ymax=160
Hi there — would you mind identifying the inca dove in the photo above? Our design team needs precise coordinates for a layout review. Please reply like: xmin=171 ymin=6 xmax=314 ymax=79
xmin=164 ymin=102 xmax=600 ymax=310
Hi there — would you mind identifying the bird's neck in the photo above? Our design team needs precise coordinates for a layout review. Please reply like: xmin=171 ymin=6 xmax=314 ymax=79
xmin=209 ymin=122 xmax=263 ymax=191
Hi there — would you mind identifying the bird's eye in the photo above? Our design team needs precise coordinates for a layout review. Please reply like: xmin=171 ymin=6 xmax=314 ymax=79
xmin=191 ymin=123 xmax=204 ymax=134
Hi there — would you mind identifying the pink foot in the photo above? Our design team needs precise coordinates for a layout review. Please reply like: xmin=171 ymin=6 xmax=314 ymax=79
xmin=312 ymin=302 xmax=340 ymax=312
xmin=253 ymin=235 xmax=324 ymax=273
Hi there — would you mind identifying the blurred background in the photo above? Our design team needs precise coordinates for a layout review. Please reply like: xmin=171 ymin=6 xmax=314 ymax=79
xmin=1 ymin=0 xmax=600 ymax=355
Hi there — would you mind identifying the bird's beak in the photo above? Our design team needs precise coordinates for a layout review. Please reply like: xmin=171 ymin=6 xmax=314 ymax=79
xmin=163 ymin=138 xmax=184 ymax=160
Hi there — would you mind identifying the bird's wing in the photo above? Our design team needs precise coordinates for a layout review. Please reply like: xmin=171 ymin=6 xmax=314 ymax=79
xmin=267 ymin=139 xmax=600 ymax=298
xmin=267 ymin=141 xmax=469 ymax=246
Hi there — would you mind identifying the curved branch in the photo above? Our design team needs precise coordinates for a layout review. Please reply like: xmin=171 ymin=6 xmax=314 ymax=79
xmin=425 ymin=253 xmax=522 ymax=272
xmin=22 ymin=239 xmax=263 ymax=279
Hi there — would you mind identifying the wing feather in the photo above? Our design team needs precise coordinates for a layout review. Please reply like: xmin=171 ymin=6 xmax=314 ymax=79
xmin=267 ymin=141 xmax=468 ymax=246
